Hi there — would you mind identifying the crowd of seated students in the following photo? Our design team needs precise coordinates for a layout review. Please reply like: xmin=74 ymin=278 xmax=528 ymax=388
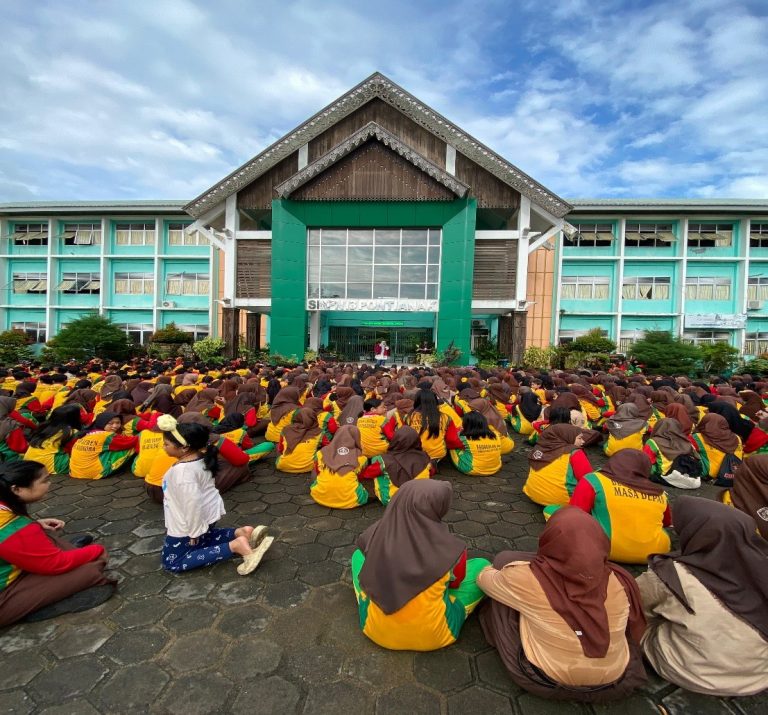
xmin=0 ymin=358 xmax=766 ymax=700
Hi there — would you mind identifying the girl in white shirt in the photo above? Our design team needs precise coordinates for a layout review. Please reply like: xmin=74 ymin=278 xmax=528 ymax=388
xmin=159 ymin=418 xmax=272 ymax=575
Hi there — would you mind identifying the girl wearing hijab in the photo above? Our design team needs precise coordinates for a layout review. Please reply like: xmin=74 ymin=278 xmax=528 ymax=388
xmin=265 ymin=386 xmax=302 ymax=443
xmin=24 ymin=405 xmax=83 ymax=475
xmin=477 ymin=507 xmax=647 ymax=701
xmin=510 ymin=391 xmax=542 ymax=436
xmin=662 ymin=401 xmax=694 ymax=435
xmin=569 ymin=384 xmax=604 ymax=427
xmin=638 ymin=497 xmax=768 ymax=695
xmin=0 ymin=461 xmax=115 ymax=627
xmin=450 ymin=411 xmax=503 ymax=477
xmin=69 ymin=412 xmax=138 ymax=480
xmin=406 ymin=390 xmax=462 ymax=461
xmin=355 ymin=398 xmax=397 ymax=458
xmin=707 ymin=400 xmax=768 ymax=455
xmin=468 ymin=398 xmax=515 ymax=454
xmin=108 ymin=399 xmax=159 ymax=436
xmin=211 ymin=413 xmax=253 ymax=450
xmin=276 ymin=408 xmax=323 ymax=474
xmin=359 ymin=426 xmax=432 ymax=504
xmin=486 ymin=381 xmax=515 ymax=424
xmin=328 ymin=395 xmax=365 ymax=436
xmin=93 ymin=375 xmax=123 ymax=417
xmin=183 ymin=389 xmax=221 ymax=422
xmin=643 ymin=418 xmax=702 ymax=489
xmin=603 ymin=403 xmax=647 ymax=457
xmin=691 ymin=413 xmax=744 ymax=480
xmin=12 ymin=382 xmax=46 ymax=423
xmin=720 ymin=453 xmax=768 ymax=539
xmin=132 ymin=416 xmax=168 ymax=486
xmin=568 ymin=449 xmax=672 ymax=564
xmin=0 ymin=397 xmax=32 ymax=462
xmin=140 ymin=384 xmax=175 ymax=417
xmin=351 ymin=480 xmax=490 ymax=650
xmin=310 ymin=425 xmax=368 ymax=509
xmin=523 ymin=419 xmax=600 ymax=507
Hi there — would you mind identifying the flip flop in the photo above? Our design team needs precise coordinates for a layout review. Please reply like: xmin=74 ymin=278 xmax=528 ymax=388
xmin=237 ymin=536 xmax=274 ymax=576
xmin=247 ymin=525 xmax=268 ymax=549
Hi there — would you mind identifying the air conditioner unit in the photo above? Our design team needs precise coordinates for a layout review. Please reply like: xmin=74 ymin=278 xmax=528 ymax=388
xmin=747 ymin=300 xmax=763 ymax=310
xmin=161 ymin=300 xmax=176 ymax=309
xmin=471 ymin=320 xmax=484 ymax=327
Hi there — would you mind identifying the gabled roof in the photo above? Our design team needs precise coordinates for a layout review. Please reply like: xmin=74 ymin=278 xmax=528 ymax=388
xmin=184 ymin=72 xmax=571 ymax=219
xmin=274 ymin=122 xmax=469 ymax=200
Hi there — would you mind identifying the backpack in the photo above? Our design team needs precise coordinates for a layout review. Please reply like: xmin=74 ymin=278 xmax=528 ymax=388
xmin=714 ymin=452 xmax=742 ymax=487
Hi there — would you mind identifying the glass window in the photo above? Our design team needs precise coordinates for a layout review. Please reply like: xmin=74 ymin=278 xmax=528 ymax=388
xmin=402 ymin=229 xmax=428 ymax=245
xmin=115 ymin=222 xmax=154 ymax=246
xmin=401 ymin=246 xmax=427 ymax=264
xmin=12 ymin=223 xmax=48 ymax=246
xmin=114 ymin=272 xmax=154 ymax=295
xmin=59 ymin=272 xmax=100 ymax=294
xmin=685 ymin=276 xmax=731 ymax=301
xmin=62 ymin=223 xmax=101 ymax=246
xmin=749 ymin=223 xmax=768 ymax=248
xmin=12 ymin=273 xmax=47 ymax=294
xmin=625 ymin=223 xmax=676 ymax=248
xmin=167 ymin=222 xmax=203 ymax=246
xmin=688 ymin=223 xmax=733 ymax=248
xmin=375 ymin=246 xmax=400 ymax=264
xmin=745 ymin=332 xmax=768 ymax=356
xmin=683 ymin=331 xmax=731 ymax=345
xmin=748 ymin=277 xmax=768 ymax=302
xmin=560 ymin=276 xmax=610 ymax=300
xmin=348 ymin=229 xmax=373 ymax=245
xmin=374 ymin=265 xmax=399 ymax=282
xmin=166 ymin=273 xmax=209 ymax=295
xmin=11 ymin=321 xmax=46 ymax=342
xmin=621 ymin=276 xmax=671 ymax=300
xmin=177 ymin=324 xmax=210 ymax=341
xmin=564 ymin=223 xmax=614 ymax=248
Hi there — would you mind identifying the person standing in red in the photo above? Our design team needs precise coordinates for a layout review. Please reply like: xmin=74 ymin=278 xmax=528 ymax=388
xmin=374 ymin=340 xmax=390 ymax=367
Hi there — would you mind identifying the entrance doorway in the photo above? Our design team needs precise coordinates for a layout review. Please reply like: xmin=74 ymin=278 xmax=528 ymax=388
xmin=327 ymin=326 xmax=433 ymax=363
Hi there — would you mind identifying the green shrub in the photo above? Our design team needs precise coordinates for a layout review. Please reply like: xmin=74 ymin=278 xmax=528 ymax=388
xmin=567 ymin=329 xmax=616 ymax=355
xmin=522 ymin=346 xmax=557 ymax=370
xmin=44 ymin=314 xmax=132 ymax=362
xmin=740 ymin=356 xmax=768 ymax=377
xmin=698 ymin=342 xmax=739 ymax=376
xmin=150 ymin=322 xmax=193 ymax=344
xmin=629 ymin=331 xmax=701 ymax=375
xmin=473 ymin=338 xmax=502 ymax=363
xmin=0 ymin=329 xmax=35 ymax=365
xmin=193 ymin=337 xmax=227 ymax=364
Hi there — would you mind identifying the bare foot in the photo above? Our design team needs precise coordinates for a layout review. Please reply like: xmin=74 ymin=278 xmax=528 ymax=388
xmin=228 ymin=535 xmax=252 ymax=557
xmin=235 ymin=526 xmax=254 ymax=540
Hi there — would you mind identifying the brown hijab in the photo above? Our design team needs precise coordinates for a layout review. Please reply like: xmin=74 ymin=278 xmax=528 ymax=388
xmin=337 ymin=395 xmax=365 ymax=427
xmin=142 ymin=384 xmax=174 ymax=413
xmin=334 ymin=386 xmax=354 ymax=410
xmin=131 ymin=381 xmax=154 ymax=405
xmin=99 ymin=375 xmax=122 ymax=399
xmin=525 ymin=507 xmax=646 ymax=657
xmin=662 ymin=403 xmax=693 ymax=435
xmin=547 ymin=392 xmax=581 ymax=415
xmin=319 ymin=425 xmax=362 ymax=474
xmin=649 ymin=418 xmax=693 ymax=461
xmin=697 ymin=413 xmax=740 ymax=454
xmin=605 ymin=403 xmax=646 ymax=440
xmin=270 ymin=387 xmax=301 ymax=425
xmin=739 ymin=391 xmax=765 ymax=422
xmin=177 ymin=411 xmax=213 ymax=428
xmin=381 ymin=426 xmax=431 ymax=487
xmin=0 ymin=397 xmax=19 ymax=442
xmin=487 ymin=382 xmax=512 ymax=404
xmin=528 ymin=424 xmax=591 ymax=470
xmin=282 ymin=408 xmax=322 ymax=453
xmin=468 ymin=397 xmax=508 ymax=436
xmin=110 ymin=399 xmax=137 ymax=423
xmin=600 ymin=449 xmax=664 ymax=496
xmin=356 ymin=480 xmax=465 ymax=615
xmin=649 ymin=496 xmax=768 ymax=641
xmin=218 ymin=379 xmax=239 ymax=403
xmin=731 ymin=454 xmax=768 ymax=540
xmin=64 ymin=388 xmax=97 ymax=411
xmin=185 ymin=388 xmax=218 ymax=414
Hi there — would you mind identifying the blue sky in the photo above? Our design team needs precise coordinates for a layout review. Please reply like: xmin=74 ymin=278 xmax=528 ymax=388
xmin=0 ymin=0 xmax=766 ymax=202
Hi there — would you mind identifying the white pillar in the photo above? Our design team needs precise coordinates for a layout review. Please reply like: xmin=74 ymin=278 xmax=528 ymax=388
xmin=309 ymin=311 xmax=320 ymax=350
xmin=516 ymin=197 xmax=531 ymax=306
xmin=224 ymin=195 xmax=238 ymax=302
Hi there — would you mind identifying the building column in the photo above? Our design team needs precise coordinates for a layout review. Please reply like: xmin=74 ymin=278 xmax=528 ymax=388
xmin=512 ymin=312 xmax=527 ymax=365
xmin=221 ymin=307 xmax=240 ymax=359
xmin=308 ymin=311 xmax=321 ymax=350
xmin=245 ymin=312 xmax=261 ymax=351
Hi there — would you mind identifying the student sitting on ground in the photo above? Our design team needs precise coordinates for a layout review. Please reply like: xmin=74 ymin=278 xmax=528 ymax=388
xmin=264 ymin=386 xmax=302 ymax=443
xmin=477 ymin=507 xmax=647 ymax=702
xmin=23 ymin=405 xmax=83 ymax=476
xmin=719 ymin=453 xmax=768 ymax=539
xmin=310 ymin=425 xmax=368 ymax=509
xmin=468 ymin=398 xmax=515 ymax=454
xmin=522 ymin=409 xmax=600 ymax=507
xmin=603 ymin=403 xmax=647 ymax=457
xmin=0 ymin=461 xmax=115 ymax=627
xmin=359 ymin=426 xmax=432 ymax=505
xmin=450 ymin=411 xmax=503 ymax=477
xmin=69 ymin=412 xmax=138 ymax=480
xmin=567 ymin=449 xmax=671 ymax=564
xmin=351 ymin=480 xmax=490 ymax=650
xmin=356 ymin=398 xmax=397 ymax=458
xmin=510 ymin=390 xmax=542 ymax=436
xmin=276 ymin=408 xmax=323 ymax=474
xmin=160 ymin=420 xmax=272 ymax=575
xmin=637 ymin=497 xmax=768 ymax=696
xmin=406 ymin=389 xmax=462 ymax=461
xmin=691 ymin=413 xmax=744 ymax=481
xmin=643 ymin=418 xmax=702 ymax=489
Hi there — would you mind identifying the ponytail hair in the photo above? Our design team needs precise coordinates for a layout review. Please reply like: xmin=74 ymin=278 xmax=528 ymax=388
xmin=0 ymin=460 xmax=46 ymax=517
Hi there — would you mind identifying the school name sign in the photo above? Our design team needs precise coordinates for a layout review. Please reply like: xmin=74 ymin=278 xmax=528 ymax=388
xmin=306 ymin=298 xmax=439 ymax=312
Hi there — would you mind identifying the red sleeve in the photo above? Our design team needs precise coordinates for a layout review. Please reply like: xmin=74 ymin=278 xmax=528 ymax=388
xmin=277 ymin=437 xmax=285 ymax=454
xmin=81 ymin=410 xmax=94 ymax=426
xmin=327 ymin=418 xmax=338 ymax=435
xmin=448 ymin=549 xmax=467 ymax=589
xmin=108 ymin=434 xmax=138 ymax=451
xmin=10 ymin=411 xmax=37 ymax=430
xmin=359 ymin=461 xmax=383 ymax=479
xmin=642 ymin=444 xmax=657 ymax=465
xmin=663 ymin=504 xmax=672 ymax=527
xmin=453 ymin=402 xmax=464 ymax=417
xmin=62 ymin=437 xmax=77 ymax=455
xmin=240 ymin=435 xmax=254 ymax=450
xmin=217 ymin=437 xmax=249 ymax=467
xmin=444 ymin=421 xmax=463 ymax=450
xmin=504 ymin=403 xmax=514 ymax=414
xmin=29 ymin=398 xmax=47 ymax=414
xmin=244 ymin=408 xmax=258 ymax=428
xmin=0 ymin=523 xmax=105 ymax=575
xmin=381 ymin=416 xmax=397 ymax=441
xmin=208 ymin=406 xmax=221 ymax=421
xmin=7 ymin=428 xmax=28 ymax=453
xmin=133 ymin=413 xmax=159 ymax=432
xmin=601 ymin=410 xmax=615 ymax=419
xmin=568 ymin=449 xmax=593 ymax=479
xmin=569 ymin=478 xmax=596 ymax=513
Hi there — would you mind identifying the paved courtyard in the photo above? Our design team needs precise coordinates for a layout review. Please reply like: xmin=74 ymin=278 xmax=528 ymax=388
xmin=1 ymin=443 xmax=766 ymax=715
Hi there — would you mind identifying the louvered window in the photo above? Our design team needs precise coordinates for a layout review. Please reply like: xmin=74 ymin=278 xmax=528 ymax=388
xmin=237 ymin=241 xmax=272 ymax=299
xmin=472 ymin=239 xmax=517 ymax=299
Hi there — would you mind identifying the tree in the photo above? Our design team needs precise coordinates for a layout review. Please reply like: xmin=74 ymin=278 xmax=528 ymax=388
xmin=44 ymin=314 xmax=132 ymax=362
xmin=568 ymin=328 xmax=616 ymax=354
xmin=629 ymin=331 xmax=701 ymax=375
xmin=698 ymin=342 xmax=739 ymax=376
xmin=193 ymin=336 xmax=227 ymax=365
xmin=0 ymin=329 xmax=35 ymax=365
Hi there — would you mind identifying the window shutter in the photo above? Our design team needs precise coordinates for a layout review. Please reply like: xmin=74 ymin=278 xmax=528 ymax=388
xmin=237 ymin=241 xmax=272 ymax=299
xmin=472 ymin=239 xmax=517 ymax=299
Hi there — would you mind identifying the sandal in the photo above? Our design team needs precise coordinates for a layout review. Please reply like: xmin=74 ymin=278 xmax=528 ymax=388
xmin=237 ymin=536 xmax=274 ymax=576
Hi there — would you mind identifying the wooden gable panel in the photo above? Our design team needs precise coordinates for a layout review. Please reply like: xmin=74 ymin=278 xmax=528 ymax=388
xmin=455 ymin=151 xmax=520 ymax=209
xmin=236 ymin=241 xmax=271 ymax=299
xmin=291 ymin=141 xmax=455 ymax=202
xmin=308 ymin=98 xmax=446 ymax=166
xmin=472 ymin=239 xmax=517 ymax=299
xmin=238 ymin=152 xmax=299 ymax=210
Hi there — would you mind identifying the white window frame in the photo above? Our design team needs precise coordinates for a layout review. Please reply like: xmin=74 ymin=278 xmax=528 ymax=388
xmin=165 ymin=272 xmax=210 ymax=295
xmin=176 ymin=324 xmax=209 ymax=341
xmin=12 ymin=223 xmax=48 ymax=246
xmin=687 ymin=222 xmax=733 ymax=248
xmin=119 ymin=323 xmax=154 ymax=345
xmin=564 ymin=223 xmax=614 ymax=248
xmin=750 ymin=223 xmax=768 ymax=248
xmin=12 ymin=272 xmax=48 ymax=294
xmin=114 ymin=272 xmax=154 ymax=295
xmin=115 ymin=222 xmax=155 ymax=246
xmin=683 ymin=330 xmax=731 ymax=346
xmin=11 ymin=321 xmax=46 ymax=343
xmin=748 ymin=276 xmax=768 ymax=302
xmin=621 ymin=276 xmax=671 ymax=300
xmin=62 ymin=223 xmax=102 ymax=246
xmin=558 ymin=328 xmax=608 ymax=345
xmin=58 ymin=271 xmax=101 ymax=294
xmin=745 ymin=331 xmax=768 ymax=356
xmin=560 ymin=275 xmax=610 ymax=301
xmin=168 ymin=222 xmax=204 ymax=246
xmin=685 ymin=276 xmax=731 ymax=301
xmin=624 ymin=222 xmax=676 ymax=248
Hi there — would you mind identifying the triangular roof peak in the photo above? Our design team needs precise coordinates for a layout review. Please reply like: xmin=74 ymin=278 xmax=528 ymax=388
xmin=184 ymin=72 xmax=571 ymax=218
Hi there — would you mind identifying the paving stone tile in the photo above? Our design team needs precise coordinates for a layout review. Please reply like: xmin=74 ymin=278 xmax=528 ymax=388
xmin=331 ymin=544 xmax=358 ymax=565
xmin=162 ymin=601 xmax=219 ymax=634
xmin=262 ymin=491 xmax=293 ymax=504
xmin=280 ymin=528 xmax=318 ymax=545
xmin=375 ymin=684 xmax=442 ymax=715
xmin=163 ymin=631 xmax=228 ymax=672
xmin=118 ymin=570 xmax=172 ymax=597
xmin=448 ymin=685 xmax=513 ymax=714
xmin=517 ymin=693 xmax=590 ymax=714
xmin=158 ymin=671 xmax=234 ymax=715
xmin=110 ymin=595 xmax=171 ymax=628
xmin=297 ymin=504 xmax=331 ymax=517
xmin=661 ymin=689 xmax=739 ymax=715
xmin=289 ymin=542 xmax=330 ymax=564
xmin=212 ymin=578 xmax=263 ymax=605
xmin=306 ymin=515 xmax=344 ymax=531
xmin=0 ymin=650 xmax=45 ymax=689
xmin=63 ymin=518 xmax=103 ymax=533
xmin=265 ymin=502 xmax=300 ymax=516
xmin=230 ymin=676 xmax=301 ymax=715
xmin=341 ymin=648 xmax=414 ymax=689
xmin=100 ymin=626 xmax=168 ymax=664
xmin=163 ymin=576 xmax=216 ymax=601
xmin=215 ymin=603 xmax=271 ymax=638
xmin=0 ymin=621 xmax=59 ymax=653
xmin=297 ymin=559 xmax=343 ymax=586
xmin=120 ymin=553 xmax=164 ymax=576
xmin=131 ymin=523 xmax=166 ymax=538
xmin=94 ymin=663 xmax=169 ymax=713
xmin=252 ymin=557 xmax=298 ymax=583
xmin=101 ymin=507 xmax=140 ymax=521
xmin=302 ymin=679 xmax=374 ymax=715
xmin=99 ymin=533 xmax=136 ymax=551
xmin=39 ymin=698 xmax=101 ymax=715
xmin=263 ymin=579 xmax=310 ymax=607
xmin=466 ymin=509 xmax=500 ymax=524
xmin=28 ymin=655 xmax=109 ymax=703
xmin=270 ymin=514 xmax=309 ymax=532
xmin=414 ymin=648 xmax=472 ymax=692
xmin=265 ymin=607 xmax=328 ymax=648
xmin=0 ymin=690 xmax=35 ymax=714
xmin=450 ymin=520 xmax=488 ymax=538
xmin=593 ymin=695 xmax=660 ymax=714
xmin=47 ymin=623 xmax=113 ymax=658
xmin=318 ymin=528 xmax=356 ymax=547
xmin=476 ymin=649 xmax=524 ymax=695
xmin=453 ymin=614 xmax=492 ymax=655
xmin=220 ymin=637 xmax=283 ymax=679
xmin=731 ymin=693 xmax=768 ymax=715
xmin=127 ymin=534 xmax=165 ymax=555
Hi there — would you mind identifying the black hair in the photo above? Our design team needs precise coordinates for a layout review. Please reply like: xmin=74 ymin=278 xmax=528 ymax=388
xmin=313 ymin=379 xmax=332 ymax=397
xmin=164 ymin=422 xmax=219 ymax=474
xmin=461 ymin=410 xmax=496 ymax=440
xmin=51 ymin=374 xmax=67 ymax=384
xmin=350 ymin=378 xmax=364 ymax=396
xmin=363 ymin=398 xmax=382 ymax=411
xmin=39 ymin=374 xmax=54 ymax=385
xmin=0 ymin=460 xmax=46 ymax=516
xmin=412 ymin=389 xmax=442 ymax=438
xmin=266 ymin=378 xmax=282 ymax=405
xmin=548 ymin=407 xmax=573 ymax=425
xmin=29 ymin=405 xmax=83 ymax=448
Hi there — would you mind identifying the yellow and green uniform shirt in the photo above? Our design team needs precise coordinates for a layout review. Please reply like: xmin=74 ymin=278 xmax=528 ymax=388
xmin=367 ymin=456 xmax=430 ymax=505
xmin=603 ymin=428 xmax=646 ymax=457
xmin=276 ymin=434 xmax=323 ymax=474
xmin=70 ymin=431 xmax=134 ymax=480
xmin=450 ymin=436 xmax=502 ymax=476
xmin=309 ymin=452 xmax=368 ymax=509
xmin=356 ymin=413 xmax=391 ymax=458
xmin=133 ymin=430 xmax=166 ymax=479
xmin=0 ymin=509 xmax=31 ymax=590
xmin=23 ymin=434 xmax=71 ymax=475
xmin=523 ymin=452 xmax=580 ymax=507
xmin=509 ymin=406 xmax=535 ymax=435
xmin=265 ymin=410 xmax=297 ymax=443
xmin=691 ymin=434 xmax=743 ymax=479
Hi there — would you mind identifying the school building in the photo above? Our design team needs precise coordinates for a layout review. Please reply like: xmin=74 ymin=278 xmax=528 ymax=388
xmin=1 ymin=73 xmax=766 ymax=362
